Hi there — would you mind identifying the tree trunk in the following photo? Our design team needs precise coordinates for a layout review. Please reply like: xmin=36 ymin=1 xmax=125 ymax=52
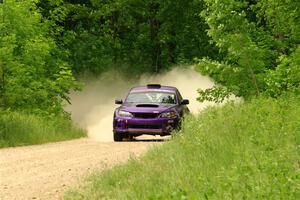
xmin=110 ymin=10 xmax=120 ymax=64
xmin=167 ymin=29 xmax=176 ymax=64
xmin=0 ymin=64 xmax=5 ymax=107
xmin=149 ymin=2 xmax=161 ymax=73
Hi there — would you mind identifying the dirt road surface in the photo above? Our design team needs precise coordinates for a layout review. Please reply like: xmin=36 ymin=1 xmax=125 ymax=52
xmin=0 ymin=138 xmax=162 ymax=200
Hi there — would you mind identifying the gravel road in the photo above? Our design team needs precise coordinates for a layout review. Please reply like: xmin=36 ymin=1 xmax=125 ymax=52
xmin=0 ymin=138 xmax=161 ymax=200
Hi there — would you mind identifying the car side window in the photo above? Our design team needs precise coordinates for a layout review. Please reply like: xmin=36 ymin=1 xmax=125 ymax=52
xmin=177 ymin=91 xmax=183 ymax=104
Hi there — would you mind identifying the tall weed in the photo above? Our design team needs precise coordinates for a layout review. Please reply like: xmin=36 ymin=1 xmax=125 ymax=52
xmin=0 ymin=111 xmax=86 ymax=147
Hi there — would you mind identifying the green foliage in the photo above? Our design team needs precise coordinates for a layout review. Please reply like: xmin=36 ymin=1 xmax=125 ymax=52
xmin=197 ymin=0 xmax=300 ymax=101
xmin=0 ymin=1 xmax=84 ymax=146
xmin=64 ymin=94 xmax=300 ymax=199
xmin=0 ymin=0 xmax=78 ymax=114
xmin=197 ymin=85 xmax=230 ymax=103
xmin=0 ymin=109 xmax=86 ymax=148
xmin=265 ymin=46 xmax=300 ymax=97
xmin=38 ymin=0 xmax=217 ymax=75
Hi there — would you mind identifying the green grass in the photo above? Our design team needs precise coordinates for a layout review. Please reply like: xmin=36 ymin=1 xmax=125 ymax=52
xmin=0 ymin=111 xmax=86 ymax=148
xmin=65 ymin=94 xmax=300 ymax=200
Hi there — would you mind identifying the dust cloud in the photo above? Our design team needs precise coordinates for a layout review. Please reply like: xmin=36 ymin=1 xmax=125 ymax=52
xmin=65 ymin=67 xmax=216 ymax=142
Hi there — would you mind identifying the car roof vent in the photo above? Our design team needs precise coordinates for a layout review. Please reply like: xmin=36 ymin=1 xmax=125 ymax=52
xmin=136 ymin=104 xmax=159 ymax=108
xmin=147 ymin=84 xmax=161 ymax=88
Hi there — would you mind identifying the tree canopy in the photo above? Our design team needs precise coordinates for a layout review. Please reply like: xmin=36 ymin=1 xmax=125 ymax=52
xmin=38 ymin=0 xmax=217 ymax=74
xmin=197 ymin=0 xmax=300 ymax=101
xmin=0 ymin=0 xmax=299 ymax=114
xmin=0 ymin=0 xmax=77 ymax=115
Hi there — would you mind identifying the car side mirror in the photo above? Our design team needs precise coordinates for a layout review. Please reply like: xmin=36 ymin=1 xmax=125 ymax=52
xmin=115 ymin=99 xmax=123 ymax=104
xmin=181 ymin=99 xmax=189 ymax=105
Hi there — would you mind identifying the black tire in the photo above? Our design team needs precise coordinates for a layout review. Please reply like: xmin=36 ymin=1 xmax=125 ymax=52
xmin=128 ymin=135 xmax=134 ymax=141
xmin=113 ymin=132 xmax=123 ymax=142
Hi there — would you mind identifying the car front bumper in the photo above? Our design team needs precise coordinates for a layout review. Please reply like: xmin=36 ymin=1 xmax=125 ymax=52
xmin=113 ymin=117 xmax=180 ymax=136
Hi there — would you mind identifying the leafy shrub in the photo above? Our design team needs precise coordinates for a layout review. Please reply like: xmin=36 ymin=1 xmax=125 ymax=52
xmin=0 ymin=0 xmax=78 ymax=114
xmin=265 ymin=46 xmax=300 ymax=97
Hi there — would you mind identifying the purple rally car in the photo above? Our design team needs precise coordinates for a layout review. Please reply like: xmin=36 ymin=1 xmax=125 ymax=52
xmin=113 ymin=84 xmax=189 ymax=141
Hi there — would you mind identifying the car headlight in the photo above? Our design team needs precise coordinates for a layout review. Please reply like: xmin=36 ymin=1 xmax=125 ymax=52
xmin=118 ymin=110 xmax=133 ymax=117
xmin=159 ymin=111 xmax=178 ymax=118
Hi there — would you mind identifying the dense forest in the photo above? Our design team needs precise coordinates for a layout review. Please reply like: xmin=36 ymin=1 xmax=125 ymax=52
xmin=0 ymin=0 xmax=218 ymax=115
xmin=0 ymin=0 xmax=299 ymax=145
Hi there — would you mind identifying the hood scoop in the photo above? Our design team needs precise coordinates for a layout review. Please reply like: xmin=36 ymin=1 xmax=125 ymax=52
xmin=136 ymin=104 xmax=159 ymax=108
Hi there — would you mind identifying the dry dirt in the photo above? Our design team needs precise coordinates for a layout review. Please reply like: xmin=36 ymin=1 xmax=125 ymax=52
xmin=0 ymin=137 xmax=162 ymax=200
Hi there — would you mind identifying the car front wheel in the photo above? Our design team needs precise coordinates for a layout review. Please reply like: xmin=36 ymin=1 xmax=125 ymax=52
xmin=113 ymin=132 xmax=123 ymax=142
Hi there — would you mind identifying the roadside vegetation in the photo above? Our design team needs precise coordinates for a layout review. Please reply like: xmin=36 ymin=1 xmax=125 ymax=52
xmin=65 ymin=94 xmax=300 ymax=199
xmin=0 ymin=110 xmax=85 ymax=148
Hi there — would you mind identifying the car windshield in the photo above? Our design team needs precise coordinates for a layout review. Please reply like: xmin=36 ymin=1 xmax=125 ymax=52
xmin=126 ymin=91 xmax=177 ymax=104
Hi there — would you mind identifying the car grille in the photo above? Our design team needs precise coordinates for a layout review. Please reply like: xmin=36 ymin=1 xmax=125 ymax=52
xmin=128 ymin=124 xmax=162 ymax=129
xmin=133 ymin=113 xmax=159 ymax=119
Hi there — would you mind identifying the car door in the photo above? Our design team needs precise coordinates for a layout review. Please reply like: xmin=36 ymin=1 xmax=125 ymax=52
xmin=176 ymin=90 xmax=189 ymax=117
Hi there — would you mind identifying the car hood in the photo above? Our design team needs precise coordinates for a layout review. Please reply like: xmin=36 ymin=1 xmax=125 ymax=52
xmin=119 ymin=103 xmax=177 ymax=113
